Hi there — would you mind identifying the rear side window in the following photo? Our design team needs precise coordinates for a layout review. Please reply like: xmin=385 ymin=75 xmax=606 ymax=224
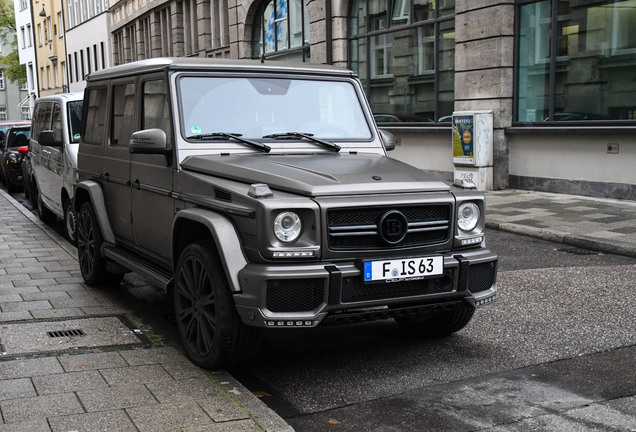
xmin=51 ymin=103 xmax=63 ymax=141
xmin=83 ymin=87 xmax=108 ymax=145
xmin=111 ymin=83 xmax=136 ymax=146
xmin=32 ymin=102 xmax=53 ymax=139
xmin=142 ymin=79 xmax=172 ymax=147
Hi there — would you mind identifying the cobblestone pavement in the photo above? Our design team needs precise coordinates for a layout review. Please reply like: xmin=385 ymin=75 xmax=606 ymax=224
xmin=0 ymin=188 xmax=292 ymax=432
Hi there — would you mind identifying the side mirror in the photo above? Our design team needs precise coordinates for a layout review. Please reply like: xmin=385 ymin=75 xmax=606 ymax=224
xmin=379 ymin=129 xmax=397 ymax=151
xmin=18 ymin=146 xmax=29 ymax=155
xmin=38 ymin=130 xmax=62 ymax=147
xmin=129 ymin=129 xmax=170 ymax=155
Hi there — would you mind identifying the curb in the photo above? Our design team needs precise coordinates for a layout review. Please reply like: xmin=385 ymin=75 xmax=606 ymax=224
xmin=486 ymin=221 xmax=636 ymax=258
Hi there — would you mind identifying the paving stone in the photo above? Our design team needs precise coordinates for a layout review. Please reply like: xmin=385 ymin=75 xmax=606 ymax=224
xmin=49 ymin=409 xmax=138 ymax=432
xmin=0 ymin=300 xmax=51 ymax=312
xmin=38 ymin=283 xmax=87 ymax=292
xmin=0 ymin=311 xmax=32 ymax=322
xmin=198 ymin=396 xmax=251 ymax=422
xmin=58 ymin=352 xmax=128 ymax=372
xmin=183 ymin=419 xmax=263 ymax=432
xmin=147 ymin=377 xmax=226 ymax=402
xmin=0 ymin=294 xmax=23 ymax=303
xmin=80 ymin=305 xmax=135 ymax=315
xmin=127 ymin=400 xmax=214 ymax=432
xmin=0 ymin=357 xmax=63 ymax=379
xmin=77 ymin=384 xmax=158 ymax=412
xmin=0 ymin=418 xmax=51 ymax=432
xmin=32 ymin=370 xmax=108 ymax=395
xmin=30 ymin=308 xmax=85 ymax=319
xmin=0 ymin=378 xmax=36 ymax=401
xmin=20 ymin=291 xmax=70 ymax=301
xmin=100 ymin=364 xmax=174 ymax=386
xmin=120 ymin=346 xmax=185 ymax=365
xmin=0 ymin=286 xmax=43 ymax=295
xmin=0 ymin=393 xmax=84 ymax=423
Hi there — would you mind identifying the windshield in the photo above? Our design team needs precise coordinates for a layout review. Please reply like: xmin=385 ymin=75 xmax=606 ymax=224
xmin=67 ymin=100 xmax=83 ymax=143
xmin=178 ymin=76 xmax=372 ymax=141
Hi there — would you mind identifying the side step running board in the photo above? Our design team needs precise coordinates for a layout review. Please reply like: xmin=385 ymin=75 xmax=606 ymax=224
xmin=102 ymin=244 xmax=173 ymax=291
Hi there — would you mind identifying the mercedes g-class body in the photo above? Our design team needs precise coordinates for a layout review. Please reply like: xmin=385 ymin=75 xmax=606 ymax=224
xmin=75 ymin=58 xmax=498 ymax=368
xmin=30 ymin=93 xmax=84 ymax=243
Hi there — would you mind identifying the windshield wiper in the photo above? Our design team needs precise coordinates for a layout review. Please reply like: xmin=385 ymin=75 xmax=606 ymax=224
xmin=262 ymin=132 xmax=341 ymax=152
xmin=186 ymin=132 xmax=271 ymax=153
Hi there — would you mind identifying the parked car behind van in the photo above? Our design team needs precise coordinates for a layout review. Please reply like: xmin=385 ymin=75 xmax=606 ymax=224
xmin=0 ymin=124 xmax=31 ymax=193
xmin=29 ymin=93 xmax=83 ymax=243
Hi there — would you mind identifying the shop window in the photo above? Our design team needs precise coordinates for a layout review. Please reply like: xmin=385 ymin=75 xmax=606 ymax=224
xmin=252 ymin=0 xmax=310 ymax=61
xmin=349 ymin=0 xmax=455 ymax=124
xmin=516 ymin=0 xmax=636 ymax=123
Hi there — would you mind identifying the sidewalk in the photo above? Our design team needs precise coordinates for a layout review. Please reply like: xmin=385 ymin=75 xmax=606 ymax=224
xmin=485 ymin=189 xmax=636 ymax=258
xmin=0 ymin=188 xmax=292 ymax=432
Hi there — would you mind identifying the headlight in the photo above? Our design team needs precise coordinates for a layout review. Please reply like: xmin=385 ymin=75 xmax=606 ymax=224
xmin=274 ymin=211 xmax=302 ymax=243
xmin=8 ymin=153 xmax=18 ymax=163
xmin=457 ymin=202 xmax=480 ymax=232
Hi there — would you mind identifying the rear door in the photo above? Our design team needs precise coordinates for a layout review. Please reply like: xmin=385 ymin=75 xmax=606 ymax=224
xmin=130 ymin=75 xmax=175 ymax=262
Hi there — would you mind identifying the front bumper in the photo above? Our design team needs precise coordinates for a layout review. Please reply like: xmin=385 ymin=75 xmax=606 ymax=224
xmin=234 ymin=248 xmax=498 ymax=328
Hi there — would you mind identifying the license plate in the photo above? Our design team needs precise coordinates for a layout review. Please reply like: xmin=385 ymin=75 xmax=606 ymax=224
xmin=362 ymin=256 xmax=443 ymax=282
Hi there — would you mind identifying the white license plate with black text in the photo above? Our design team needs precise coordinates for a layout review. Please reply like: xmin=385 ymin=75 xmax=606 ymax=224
xmin=362 ymin=256 xmax=443 ymax=282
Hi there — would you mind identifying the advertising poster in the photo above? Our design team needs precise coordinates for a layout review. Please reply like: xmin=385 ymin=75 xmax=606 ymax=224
xmin=452 ymin=115 xmax=474 ymax=165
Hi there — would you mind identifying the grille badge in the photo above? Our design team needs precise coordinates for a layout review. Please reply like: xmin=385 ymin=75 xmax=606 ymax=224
xmin=379 ymin=210 xmax=408 ymax=244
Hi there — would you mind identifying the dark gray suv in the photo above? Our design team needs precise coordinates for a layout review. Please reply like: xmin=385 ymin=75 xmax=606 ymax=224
xmin=75 ymin=58 xmax=498 ymax=368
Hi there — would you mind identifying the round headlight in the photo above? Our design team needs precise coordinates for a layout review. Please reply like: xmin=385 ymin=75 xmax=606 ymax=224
xmin=8 ymin=153 xmax=18 ymax=162
xmin=457 ymin=202 xmax=480 ymax=232
xmin=274 ymin=211 xmax=302 ymax=243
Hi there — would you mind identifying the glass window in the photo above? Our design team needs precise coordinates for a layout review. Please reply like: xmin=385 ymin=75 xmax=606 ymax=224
xmin=52 ymin=103 xmax=63 ymax=140
xmin=516 ymin=0 xmax=636 ymax=123
xmin=143 ymin=79 xmax=172 ymax=146
xmin=252 ymin=0 xmax=310 ymax=61
xmin=83 ymin=87 xmax=107 ymax=144
xmin=32 ymin=102 xmax=52 ymax=138
xmin=349 ymin=0 xmax=455 ymax=124
xmin=111 ymin=83 xmax=137 ymax=146
xmin=68 ymin=101 xmax=82 ymax=143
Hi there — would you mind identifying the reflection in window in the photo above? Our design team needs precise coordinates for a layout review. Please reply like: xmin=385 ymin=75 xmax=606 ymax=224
xmin=516 ymin=0 xmax=636 ymax=123
xmin=252 ymin=0 xmax=310 ymax=61
xmin=349 ymin=0 xmax=455 ymax=124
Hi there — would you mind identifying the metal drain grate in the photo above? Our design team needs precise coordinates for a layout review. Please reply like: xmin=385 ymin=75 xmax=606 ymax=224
xmin=558 ymin=248 xmax=600 ymax=256
xmin=47 ymin=329 xmax=86 ymax=338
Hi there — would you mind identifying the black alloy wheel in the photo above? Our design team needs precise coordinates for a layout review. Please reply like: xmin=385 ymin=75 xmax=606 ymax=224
xmin=174 ymin=241 xmax=261 ymax=369
xmin=77 ymin=201 xmax=107 ymax=286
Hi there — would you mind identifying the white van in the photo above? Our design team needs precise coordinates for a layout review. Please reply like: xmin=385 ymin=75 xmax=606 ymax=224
xmin=30 ymin=93 xmax=83 ymax=243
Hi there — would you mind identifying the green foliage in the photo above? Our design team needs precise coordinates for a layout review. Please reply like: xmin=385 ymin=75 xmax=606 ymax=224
xmin=0 ymin=0 xmax=26 ymax=85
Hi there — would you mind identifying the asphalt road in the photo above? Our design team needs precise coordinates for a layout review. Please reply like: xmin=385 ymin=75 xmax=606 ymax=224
xmin=10 ymin=191 xmax=636 ymax=431
xmin=229 ymin=230 xmax=636 ymax=431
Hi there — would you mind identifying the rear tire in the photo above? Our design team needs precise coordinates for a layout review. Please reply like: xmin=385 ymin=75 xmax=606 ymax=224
xmin=63 ymin=198 xmax=78 ymax=245
xmin=76 ymin=201 xmax=108 ymax=286
xmin=395 ymin=304 xmax=475 ymax=338
xmin=174 ymin=241 xmax=261 ymax=369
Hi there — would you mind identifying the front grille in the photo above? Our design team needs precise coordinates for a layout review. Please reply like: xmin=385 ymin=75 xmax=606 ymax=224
xmin=327 ymin=205 xmax=451 ymax=250
xmin=467 ymin=262 xmax=496 ymax=294
xmin=266 ymin=279 xmax=324 ymax=312
xmin=341 ymin=269 xmax=454 ymax=303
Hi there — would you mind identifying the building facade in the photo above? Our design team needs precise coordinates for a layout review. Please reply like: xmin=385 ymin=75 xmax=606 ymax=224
xmin=65 ymin=0 xmax=111 ymax=92
xmin=15 ymin=0 xmax=38 ymax=115
xmin=31 ymin=0 xmax=68 ymax=96
xmin=80 ymin=0 xmax=636 ymax=200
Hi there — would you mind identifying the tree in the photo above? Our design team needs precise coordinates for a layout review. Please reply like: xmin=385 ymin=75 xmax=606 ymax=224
xmin=0 ymin=0 xmax=27 ymax=85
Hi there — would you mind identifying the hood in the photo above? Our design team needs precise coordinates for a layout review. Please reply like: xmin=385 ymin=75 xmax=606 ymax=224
xmin=180 ymin=153 xmax=450 ymax=197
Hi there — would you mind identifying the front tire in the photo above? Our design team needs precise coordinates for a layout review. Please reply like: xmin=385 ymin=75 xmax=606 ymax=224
xmin=36 ymin=185 xmax=56 ymax=224
xmin=174 ymin=241 xmax=260 ymax=369
xmin=395 ymin=304 xmax=476 ymax=338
